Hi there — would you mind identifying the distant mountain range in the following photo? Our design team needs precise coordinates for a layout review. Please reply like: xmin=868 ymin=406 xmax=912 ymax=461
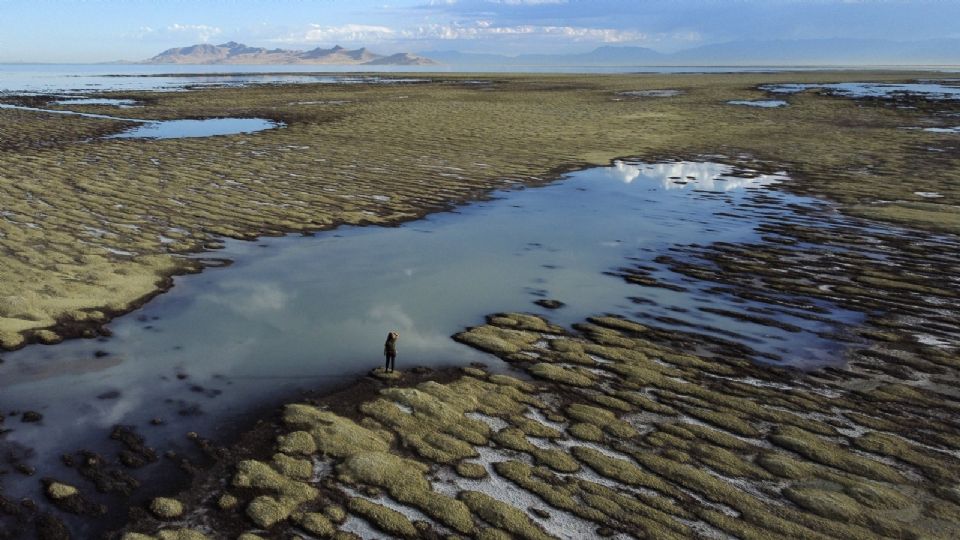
xmin=422 ymin=39 xmax=960 ymax=66
xmin=142 ymin=41 xmax=437 ymax=65
xmin=142 ymin=38 xmax=959 ymax=67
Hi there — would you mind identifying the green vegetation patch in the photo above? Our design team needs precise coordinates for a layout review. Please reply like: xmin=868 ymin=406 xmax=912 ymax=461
xmin=347 ymin=497 xmax=419 ymax=538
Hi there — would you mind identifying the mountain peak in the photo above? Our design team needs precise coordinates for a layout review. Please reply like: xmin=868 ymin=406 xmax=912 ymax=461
xmin=142 ymin=42 xmax=437 ymax=66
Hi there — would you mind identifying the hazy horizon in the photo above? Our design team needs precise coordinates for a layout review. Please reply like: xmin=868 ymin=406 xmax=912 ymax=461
xmin=0 ymin=0 xmax=957 ymax=64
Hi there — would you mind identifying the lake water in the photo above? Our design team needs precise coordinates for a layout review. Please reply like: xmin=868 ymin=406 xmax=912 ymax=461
xmin=2 ymin=64 xmax=958 ymax=94
xmin=0 ymin=161 xmax=866 ymax=522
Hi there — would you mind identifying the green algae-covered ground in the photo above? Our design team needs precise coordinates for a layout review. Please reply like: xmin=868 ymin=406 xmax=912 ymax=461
xmin=2 ymin=71 xmax=959 ymax=348
xmin=3 ymin=72 xmax=960 ymax=538
xmin=118 ymin=311 xmax=960 ymax=539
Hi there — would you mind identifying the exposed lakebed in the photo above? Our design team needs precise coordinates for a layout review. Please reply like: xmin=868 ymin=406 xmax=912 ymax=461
xmin=0 ymin=160 xmax=871 ymax=516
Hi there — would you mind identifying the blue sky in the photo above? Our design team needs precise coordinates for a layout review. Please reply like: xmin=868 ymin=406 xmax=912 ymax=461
xmin=0 ymin=0 xmax=955 ymax=62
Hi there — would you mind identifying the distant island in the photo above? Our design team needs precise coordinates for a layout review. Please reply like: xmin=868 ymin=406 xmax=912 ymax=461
xmin=142 ymin=41 xmax=438 ymax=66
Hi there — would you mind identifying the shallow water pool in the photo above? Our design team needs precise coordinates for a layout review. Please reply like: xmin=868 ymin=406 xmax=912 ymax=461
xmin=728 ymin=99 xmax=788 ymax=108
xmin=106 ymin=117 xmax=280 ymax=139
xmin=0 ymin=102 xmax=280 ymax=139
xmin=760 ymin=82 xmax=960 ymax=100
xmin=0 ymin=160 xmax=865 ymax=517
xmin=51 ymin=97 xmax=140 ymax=107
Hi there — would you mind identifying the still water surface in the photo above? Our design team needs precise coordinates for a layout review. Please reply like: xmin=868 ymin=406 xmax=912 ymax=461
xmin=0 ymin=161 xmax=864 ymax=520
xmin=0 ymin=102 xmax=281 ymax=139
xmin=3 ymin=64 xmax=957 ymax=94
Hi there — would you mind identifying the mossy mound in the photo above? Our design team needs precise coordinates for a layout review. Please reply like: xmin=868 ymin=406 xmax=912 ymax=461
xmin=459 ymin=491 xmax=553 ymax=540
xmin=370 ymin=367 xmax=403 ymax=380
xmin=277 ymin=430 xmax=317 ymax=455
xmin=347 ymin=497 xmax=419 ymax=538
xmin=282 ymin=404 xmax=391 ymax=458
xmin=454 ymin=325 xmax=540 ymax=356
xmin=46 ymin=482 xmax=78 ymax=500
xmin=338 ymin=451 xmax=474 ymax=533
xmin=293 ymin=511 xmax=336 ymax=537
xmin=149 ymin=497 xmax=184 ymax=519
xmin=232 ymin=459 xmax=319 ymax=528
xmin=456 ymin=461 xmax=489 ymax=479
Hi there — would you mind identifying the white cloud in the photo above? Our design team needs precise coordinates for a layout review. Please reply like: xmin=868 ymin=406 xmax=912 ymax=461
xmin=405 ymin=22 xmax=647 ymax=43
xmin=166 ymin=23 xmax=223 ymax=43
xmin=278 ymin=24 xmax=396 ymax=44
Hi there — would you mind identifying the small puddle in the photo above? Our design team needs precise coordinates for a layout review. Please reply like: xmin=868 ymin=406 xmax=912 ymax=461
xmin=106 ymin=118 xmax=280 ymax=139
xmin=760 ymin=82 xmax=960 ymax=100
xmin=924 ymin=126 xmax=960 ymax=134
xmin=728 ymin=99 xmax=787 ymax=108
xmin=0 ymin=160 xmax=867 ymax=513
xmin=51 ymin=97 xmax=140 ymax=107
xmin=616 ymin=89 xmax=682 ymax=98
xmin=0 ymin=102 xmax=281 ymax=139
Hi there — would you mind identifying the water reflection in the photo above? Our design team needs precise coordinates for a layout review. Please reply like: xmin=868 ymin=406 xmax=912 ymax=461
xmin=728 ymin=100 xmax=788 ymax=108
xmin=761 ymin=82 xmax=960 ymax=101
xmin=0 ymin=160 xmax=863 ymax=507
xmin=51 ymin=97 xmax=140 ymax=107
xmin=605 ymin=160 xmax=782 ymax=191
xmin=924 ymin=126 xmax=960 ymax=134
xmin=0 ymin=103 xmax=281 ymax=139
xmin=106 ymin=118 xmax=281 ymax=139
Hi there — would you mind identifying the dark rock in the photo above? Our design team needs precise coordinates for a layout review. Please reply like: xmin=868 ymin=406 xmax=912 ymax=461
xmin=110 ymin=426 xmax=158 ymax=469
xmin=534 ymin=299 xmax=566 ymax=310
xmin=177 ymin=403 xmax=203 ymax=416
xmin=76 ymin=451 xmax=139 ymax=495
xmin=97 ymin=390 xmax=121 ymax=400
xmin=93 ymin=350 xmax=110 ymax=358
xmin=0 ymin=495 xmax=22 ymax=517
xmin=20 ymin=411 xmax=42 ymax=423
xmin=35 ymin=514 xmax=70 ymax=540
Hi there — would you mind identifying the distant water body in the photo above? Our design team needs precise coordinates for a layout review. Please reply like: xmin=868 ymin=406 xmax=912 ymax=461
xmin=1 ymin=63 xmax=958 ymax=94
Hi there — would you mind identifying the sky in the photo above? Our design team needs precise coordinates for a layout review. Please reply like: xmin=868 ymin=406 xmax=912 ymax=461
xmin=0 ymin=0 xmax=956 ymax=63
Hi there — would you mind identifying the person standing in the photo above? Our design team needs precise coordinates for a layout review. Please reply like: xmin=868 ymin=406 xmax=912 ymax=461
xmin=384 ymin=332 xmax=399 ymax=372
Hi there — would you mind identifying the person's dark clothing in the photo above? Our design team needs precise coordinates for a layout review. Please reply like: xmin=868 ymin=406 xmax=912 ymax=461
xmin=384 ymin=334 xmax=398 ymax=372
